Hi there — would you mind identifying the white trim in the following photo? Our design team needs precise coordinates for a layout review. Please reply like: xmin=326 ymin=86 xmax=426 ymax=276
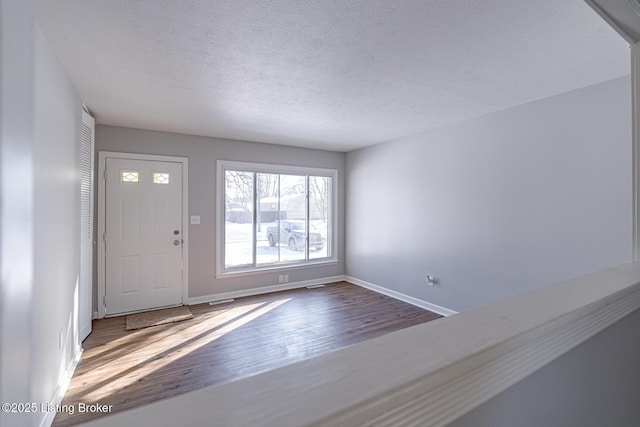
xmin=91 ymin=262 xmax=640 ymax=427
xmin=192 ymin=273 xmax=457 ymax=318
xmin=633 ymin=43 xmax=639 ymax=262
xmin=188 ymin=275 xmax=345 ymax=305
xmin=216 ymin=259 xmax=339 ymax=279
xmin=39 ymin=347 xmax=83 ymax=427
xmin=97 ymin=151 xmax=189 ymax=318
xmin=216 ymin=159 xmax=339 ymax=276
xmin=218 ymin=160 xmax=337 ymax=176
xmin=584 ymin=0 xmax=636 ymax=44
xmin=216 ymin=161 xmax=224 ymax=277
xmin=345 ymin=275 xmax=458 ymax=317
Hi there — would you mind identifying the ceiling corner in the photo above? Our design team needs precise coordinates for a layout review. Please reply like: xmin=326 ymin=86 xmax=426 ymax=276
xmin=585 ymin=0 xmax=640 ymax=44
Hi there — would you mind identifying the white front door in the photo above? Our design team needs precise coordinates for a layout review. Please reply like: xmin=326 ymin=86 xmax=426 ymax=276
xmin=104 ymin=157 xmax=183 ymax=316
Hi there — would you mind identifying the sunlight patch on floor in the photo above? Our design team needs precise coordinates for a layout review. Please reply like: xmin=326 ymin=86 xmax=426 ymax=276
xmin=68 ymin=298 xmax=291 ymax=402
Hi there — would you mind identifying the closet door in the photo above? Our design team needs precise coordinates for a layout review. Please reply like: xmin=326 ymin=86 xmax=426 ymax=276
xmin=80 ymin=110 xmax=95 ymax=341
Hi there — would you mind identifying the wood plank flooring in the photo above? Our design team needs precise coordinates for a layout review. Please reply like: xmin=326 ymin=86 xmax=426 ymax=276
xmin=52 ymin=281 xmax=442 ymax=426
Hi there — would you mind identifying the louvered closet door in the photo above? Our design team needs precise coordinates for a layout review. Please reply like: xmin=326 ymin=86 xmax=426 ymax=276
xmin=80 ymin=110 xmax=95 ymax=341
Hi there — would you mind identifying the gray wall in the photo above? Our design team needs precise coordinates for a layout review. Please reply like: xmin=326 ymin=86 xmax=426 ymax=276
xmin=346 ymin=76 xmax=633 ymax=312
xmin=32 ymin=23 xmax=83 ymax=413
xmin=95 ymin=126 xmax=346 ymax=300
xmin=1 ymin=2 xmax=83 ymax=425
xmin=448 ymin=307 xmax=640 ymax=427
xmin=1 ymin=2 xmax=36 ymax=425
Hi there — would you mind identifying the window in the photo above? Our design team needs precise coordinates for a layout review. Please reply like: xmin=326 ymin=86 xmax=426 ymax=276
xmin=219 ymin=161 xmax=336 ymax=274
xmin=153 ymin=172 xmax=170 ymax=184
xmin=121 ymin=170 xmax=139 ymax=183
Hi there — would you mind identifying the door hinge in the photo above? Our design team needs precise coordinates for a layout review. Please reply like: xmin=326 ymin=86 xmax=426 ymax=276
xmin=103 ymin=168 xmax=107 ymax=179
xmin=103 ymin=232 xmax=106 ymax=242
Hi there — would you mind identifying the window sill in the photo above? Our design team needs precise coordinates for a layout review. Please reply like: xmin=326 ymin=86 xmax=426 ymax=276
xmin=216 ymin=259 xmax=339 ymax=279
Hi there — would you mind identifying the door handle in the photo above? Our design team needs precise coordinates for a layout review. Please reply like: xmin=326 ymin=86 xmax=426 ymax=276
xmin=173 ymin=240 xmax=181 ymax=246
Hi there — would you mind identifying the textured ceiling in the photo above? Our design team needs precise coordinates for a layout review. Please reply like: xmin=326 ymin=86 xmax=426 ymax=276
xmin=36 ymin=0 xmax=629 ymax=152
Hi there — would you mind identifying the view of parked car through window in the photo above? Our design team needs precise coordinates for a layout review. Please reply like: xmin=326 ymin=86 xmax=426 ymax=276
xmin=223 ymin=165 xmax=333 ymax=270
xmin=267 ymin=220 xmax=326 ymax=251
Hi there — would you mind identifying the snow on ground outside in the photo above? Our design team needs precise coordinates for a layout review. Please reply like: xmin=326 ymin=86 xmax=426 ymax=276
xmin=225 ymin=220 xmax=329 ymax=267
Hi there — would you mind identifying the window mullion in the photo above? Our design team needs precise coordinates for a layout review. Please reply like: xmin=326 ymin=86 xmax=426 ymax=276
xmin=252 ymin=171 xmax=258 ymax=267
xmin=277 ymin=174 xmax=281 ymax=263
xmin=220 ymin=161 xmax=335 ymax=274
xmin=305 ymin=175 xmax=310 ymax=262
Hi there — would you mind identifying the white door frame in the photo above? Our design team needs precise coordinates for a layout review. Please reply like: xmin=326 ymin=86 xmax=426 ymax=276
xmin=97 ymin=151 xmax=189 ymax=318
xmin=633 ymin=43 xmax=640 ymax=262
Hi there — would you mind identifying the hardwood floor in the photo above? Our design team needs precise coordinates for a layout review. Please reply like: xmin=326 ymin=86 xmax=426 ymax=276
xmin=52 ymin=281 xmax=442 ymax=426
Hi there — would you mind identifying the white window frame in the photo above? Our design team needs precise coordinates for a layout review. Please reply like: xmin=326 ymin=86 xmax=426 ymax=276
xmin=216 ymin=160 xmax=338 ymax=277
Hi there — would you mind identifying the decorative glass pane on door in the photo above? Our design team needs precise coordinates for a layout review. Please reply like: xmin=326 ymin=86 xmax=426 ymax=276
xmin=153 ymin=172 xmax=170 ymax=184
xmin=121 ymin=171 xmax=139 ymax=183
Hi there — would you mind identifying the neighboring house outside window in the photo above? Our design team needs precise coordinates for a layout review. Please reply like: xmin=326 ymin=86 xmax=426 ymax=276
xmin=217 ymin=160 xmax=337 ymax=275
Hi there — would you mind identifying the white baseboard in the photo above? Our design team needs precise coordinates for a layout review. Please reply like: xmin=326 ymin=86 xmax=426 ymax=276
xmin=345 ymin=275 xmax=457 ymax=317
xmin=187 ymin=276 xmax=346 ymax=305
xmin=95 ymin=263 xmax=640 ymax=427
xmin=39 ymin=345 xmax=83 ymax=427
xmin=188 ymin=274 xmax=457 ymax=317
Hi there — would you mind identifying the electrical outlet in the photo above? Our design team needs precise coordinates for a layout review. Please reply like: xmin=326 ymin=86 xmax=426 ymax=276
xmin=278 ymin=274 xmax=290 ymax=284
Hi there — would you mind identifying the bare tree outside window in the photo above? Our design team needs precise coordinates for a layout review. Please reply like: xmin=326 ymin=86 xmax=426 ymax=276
xmin=225 ymin=171 xmax=253 ymax=211
xmin=309 ymin=176 xmax=329 ymax=223
xmin=221 ymin=163 xmax=335 ymax=271
xmin=224 ymin=170 xmax=254 ymax=267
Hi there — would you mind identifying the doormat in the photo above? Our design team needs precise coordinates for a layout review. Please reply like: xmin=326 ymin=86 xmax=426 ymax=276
xmin=125 ymin=306 xmax=193 ymax=331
